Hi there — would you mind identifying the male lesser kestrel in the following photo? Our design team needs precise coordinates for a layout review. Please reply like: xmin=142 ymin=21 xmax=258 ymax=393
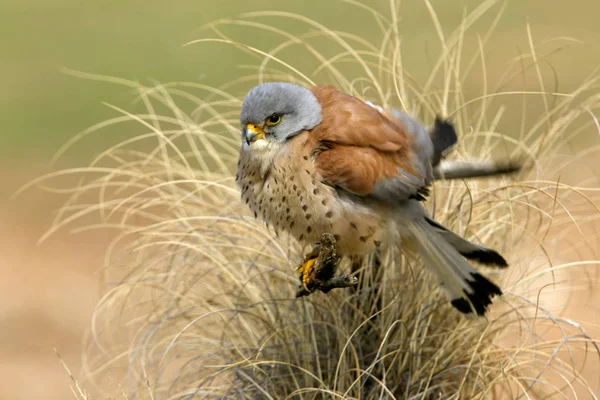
xmin=236 ymin=82 xmax=516 ymax=316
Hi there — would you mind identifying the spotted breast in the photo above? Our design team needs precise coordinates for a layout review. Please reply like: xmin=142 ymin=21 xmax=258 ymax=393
xmin=236 ymin=132 xmax=395 ymax=256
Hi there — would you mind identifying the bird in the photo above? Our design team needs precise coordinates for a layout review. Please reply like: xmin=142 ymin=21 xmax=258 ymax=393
xmin=236 ymin=82 xmax=517 ymax=316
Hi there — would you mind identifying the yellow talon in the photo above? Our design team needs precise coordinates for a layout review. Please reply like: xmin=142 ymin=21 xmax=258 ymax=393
xmin=297 ymin=257 xmax=317 ymax=285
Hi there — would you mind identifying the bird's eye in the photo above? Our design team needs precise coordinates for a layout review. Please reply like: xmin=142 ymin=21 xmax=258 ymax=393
xmin=265 ymin=114 xmax=281 ymax=126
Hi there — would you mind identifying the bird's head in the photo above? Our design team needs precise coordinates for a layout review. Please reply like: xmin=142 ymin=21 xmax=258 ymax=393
xmin=240 ymin=82 xmax=322 ymax=151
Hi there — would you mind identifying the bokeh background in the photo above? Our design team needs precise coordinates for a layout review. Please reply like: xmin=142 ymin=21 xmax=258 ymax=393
xmin=2 ymin=1 xmax=600 ymax=398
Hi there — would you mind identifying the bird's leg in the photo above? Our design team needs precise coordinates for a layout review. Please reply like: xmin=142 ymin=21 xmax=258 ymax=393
xmin=296 ymin=233 xmax=358 ymax=297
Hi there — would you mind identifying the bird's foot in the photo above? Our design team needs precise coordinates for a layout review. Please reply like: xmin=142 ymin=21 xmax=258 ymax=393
xmin=295 ymin=233 xmax=358 ymax=297
xmin=297 ymin=257 xmax=318 ymax=286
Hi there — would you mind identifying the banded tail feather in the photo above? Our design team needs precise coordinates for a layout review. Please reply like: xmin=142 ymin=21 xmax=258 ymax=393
xmin=407 ymin=217 xmax=505 ymax=316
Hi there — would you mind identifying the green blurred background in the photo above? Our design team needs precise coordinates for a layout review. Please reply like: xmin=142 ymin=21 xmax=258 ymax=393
xmin=3 ymin=0 xmax=600 ymax=161
xmin=2 ymin=1 xmax=599 ymax=398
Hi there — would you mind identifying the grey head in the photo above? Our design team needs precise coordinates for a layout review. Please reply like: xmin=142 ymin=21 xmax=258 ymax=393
xmin=240 ymin=82 xmax=322 ymax=146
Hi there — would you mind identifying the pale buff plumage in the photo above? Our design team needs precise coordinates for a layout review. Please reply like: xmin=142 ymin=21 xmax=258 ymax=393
xmin=237 ymin=127 xmax=395 ymax=256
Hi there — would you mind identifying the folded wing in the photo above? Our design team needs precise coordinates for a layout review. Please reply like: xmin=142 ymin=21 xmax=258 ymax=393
xmin=310 ymin=86 xmax=436 ymax=203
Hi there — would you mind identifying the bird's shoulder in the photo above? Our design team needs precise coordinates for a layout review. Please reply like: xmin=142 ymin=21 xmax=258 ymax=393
xmin=304 ymin=86 xmax=428 ymax=200
xmin=309 ymin=85 xmax=411 ymax=152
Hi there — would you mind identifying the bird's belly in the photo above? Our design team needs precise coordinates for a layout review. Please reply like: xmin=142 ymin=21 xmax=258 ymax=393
xmin=239 ymin=167 xmax=395 ymax=256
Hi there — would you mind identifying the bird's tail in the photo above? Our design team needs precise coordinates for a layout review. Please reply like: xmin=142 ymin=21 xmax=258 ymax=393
xmin=427 ymin=118 xmax=521 ymax=179
xmin=422 ymin=216 xmax=508 ymax=268
xmin=406 ymin=216 xmax=504 ymax=316
xmin=432 ymin=158 xmax=521 ymax=180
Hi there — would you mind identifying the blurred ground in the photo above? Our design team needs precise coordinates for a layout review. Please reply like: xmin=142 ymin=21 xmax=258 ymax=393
xmin=0 ymin=166 xmax=111 ymax=400
xmin=2 ymin=0 xmax=600 ymax=398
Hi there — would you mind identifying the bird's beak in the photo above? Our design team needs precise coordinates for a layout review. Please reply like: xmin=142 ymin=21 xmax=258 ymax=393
xmin=244 ymin=123 xmax=265 ymax=145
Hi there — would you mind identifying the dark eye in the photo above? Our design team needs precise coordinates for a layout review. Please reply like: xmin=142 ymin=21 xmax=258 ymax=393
xmin=265 ymin=114 xmax=281 ymax=126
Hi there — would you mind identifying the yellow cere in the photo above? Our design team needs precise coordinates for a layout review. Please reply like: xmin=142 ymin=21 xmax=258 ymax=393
xmin=245 ymin=123 xmax=265 ymax=142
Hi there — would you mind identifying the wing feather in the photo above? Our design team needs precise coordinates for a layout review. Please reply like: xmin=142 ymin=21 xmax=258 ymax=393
xmin=309 ymin=86 xmax=430 ymax=202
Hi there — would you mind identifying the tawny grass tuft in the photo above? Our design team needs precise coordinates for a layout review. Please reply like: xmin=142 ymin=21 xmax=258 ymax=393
xmin=25 ymin=0 xmax=600 ymax=398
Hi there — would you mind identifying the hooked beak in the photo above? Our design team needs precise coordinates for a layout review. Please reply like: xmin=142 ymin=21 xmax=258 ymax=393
xmin=244 ymin=123 xmax=265 ymax=145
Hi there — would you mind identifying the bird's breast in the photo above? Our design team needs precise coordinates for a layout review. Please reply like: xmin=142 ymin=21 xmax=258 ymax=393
xmin=236 ymin=149 xmax=395 ymax=256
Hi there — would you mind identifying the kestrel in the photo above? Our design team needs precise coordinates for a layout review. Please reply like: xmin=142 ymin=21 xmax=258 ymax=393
xmin=236 ymin=82 xmax=514 ymax=316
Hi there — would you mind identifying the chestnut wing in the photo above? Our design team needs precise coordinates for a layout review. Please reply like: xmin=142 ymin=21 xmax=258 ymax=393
xmin=310 ymin=86 xmax=430 ymax=202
